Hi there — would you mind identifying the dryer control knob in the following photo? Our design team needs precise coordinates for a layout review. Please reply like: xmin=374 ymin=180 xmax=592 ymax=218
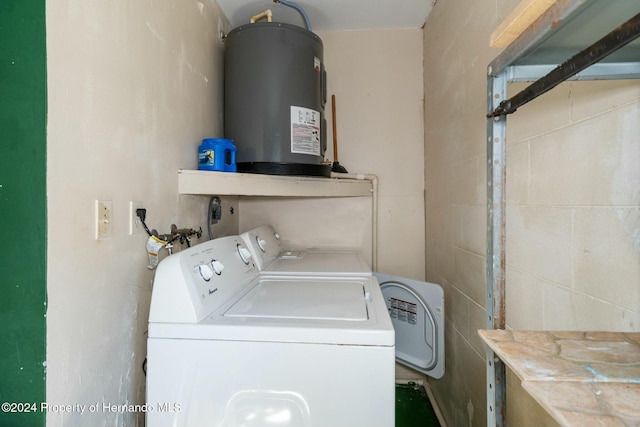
xmin=256 ymin=237 xmax=267 ymax=252
xmin=237 ymin=246 xmax=252 ymax=264
xmin=198 ymin=264 xmax=214 ymax=281
xmin=211 ymin=260 xmax=225 ymax=275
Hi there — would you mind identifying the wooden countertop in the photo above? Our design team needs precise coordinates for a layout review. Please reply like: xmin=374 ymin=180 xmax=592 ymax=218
xmin=479 ymin=330 xmax=640 ymax=426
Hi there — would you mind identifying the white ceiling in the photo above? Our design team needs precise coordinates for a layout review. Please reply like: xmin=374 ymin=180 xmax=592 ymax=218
xmin=217 ymin=0 xmax=434 ymax=32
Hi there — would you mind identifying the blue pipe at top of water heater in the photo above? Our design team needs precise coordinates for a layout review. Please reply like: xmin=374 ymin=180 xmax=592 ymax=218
xmin=274 ymin=0 xmax=312 ymax=31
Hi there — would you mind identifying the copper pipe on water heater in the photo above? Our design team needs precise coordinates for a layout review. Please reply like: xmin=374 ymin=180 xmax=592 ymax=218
xmin=250 ymin=9 xmax=273 ymax=23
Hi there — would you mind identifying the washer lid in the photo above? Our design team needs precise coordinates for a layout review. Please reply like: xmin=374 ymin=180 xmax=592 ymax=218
xmin=225 ymin=280 xmax=368 ymax=321
xmin=149 ymin=275 xmax=394 ymax=346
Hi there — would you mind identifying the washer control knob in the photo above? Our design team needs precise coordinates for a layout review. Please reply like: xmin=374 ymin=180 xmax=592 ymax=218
xmin=237 ymin=246 xmax=252 ymax=264
xmin=211 ymin=260 xmax=224 ymax=275
xmin=274 ymin=232 xmax=280 ymax=240
xmin=198 ymin=264 xmax=214 ymax=281
xmin=256 ymin=237 xmax=267 ymax=252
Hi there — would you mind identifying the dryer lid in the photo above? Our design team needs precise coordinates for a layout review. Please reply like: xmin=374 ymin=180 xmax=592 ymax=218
xmin=375 ymin=273 xmax=445 ymax=379
xmin=265 ymin=250 xmax=372 ymax=276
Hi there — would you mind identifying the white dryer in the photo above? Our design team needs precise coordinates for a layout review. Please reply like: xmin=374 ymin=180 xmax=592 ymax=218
xmin=239 ymin=224 xmax=371 ymax=276
xmin=240 ymin=225 xmax=446 ymax=379
xmin=146 ymin=236 xmax=395 ymax=427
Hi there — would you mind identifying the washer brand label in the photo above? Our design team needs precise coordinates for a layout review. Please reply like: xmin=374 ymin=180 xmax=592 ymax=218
xmin=388 ymin=297 xmax=418 ymax=325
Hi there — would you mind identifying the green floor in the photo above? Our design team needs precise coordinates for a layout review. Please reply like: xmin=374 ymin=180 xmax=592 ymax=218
xmin=396 ymin=382 xmax=441 ymax=427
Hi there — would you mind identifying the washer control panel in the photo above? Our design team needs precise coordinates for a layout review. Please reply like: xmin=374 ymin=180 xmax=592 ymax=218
xmin=149 ymin=236 xmax=258 ymax=323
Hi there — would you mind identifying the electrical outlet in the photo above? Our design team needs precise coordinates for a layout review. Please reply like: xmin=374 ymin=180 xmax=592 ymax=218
xmin=95 ymin=200 xmax=113 ymax=239
xmin=129 ymin=201 xmax=143 ymax=235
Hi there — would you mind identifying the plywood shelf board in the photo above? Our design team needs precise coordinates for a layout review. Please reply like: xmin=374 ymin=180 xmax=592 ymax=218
xmin=491 ymin=0 xmax=557 ymax=47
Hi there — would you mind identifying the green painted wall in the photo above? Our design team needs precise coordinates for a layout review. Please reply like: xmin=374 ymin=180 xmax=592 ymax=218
xmin=0 ymin=0 xmax=47 ymax=425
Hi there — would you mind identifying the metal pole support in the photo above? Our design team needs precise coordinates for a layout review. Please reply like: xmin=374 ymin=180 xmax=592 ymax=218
xmin=486 ymin=69 xmax=507 ymax=427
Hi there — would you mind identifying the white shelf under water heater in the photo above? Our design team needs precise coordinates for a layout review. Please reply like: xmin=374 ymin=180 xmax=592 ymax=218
xmin=178 ymin=169 xmax=373 ymax=198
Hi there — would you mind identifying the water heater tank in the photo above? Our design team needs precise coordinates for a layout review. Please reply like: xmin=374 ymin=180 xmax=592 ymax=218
xmin=224 ymin=22 xmax=329 ymax=177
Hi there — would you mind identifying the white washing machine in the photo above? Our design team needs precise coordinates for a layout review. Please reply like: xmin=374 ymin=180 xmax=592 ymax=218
xmin=146 ymin=235 xmax=395 ymax=427
xmin=240 ymin=225 xmax=446 ymax=379
xmin=239 ymin=224 xmax=371 ymax=276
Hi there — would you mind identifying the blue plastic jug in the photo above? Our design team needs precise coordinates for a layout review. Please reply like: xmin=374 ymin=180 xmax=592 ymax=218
xmin=198 ymin=138 xmax=237 ymax=172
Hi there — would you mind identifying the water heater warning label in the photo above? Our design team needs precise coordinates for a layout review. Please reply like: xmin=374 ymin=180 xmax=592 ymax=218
xmin=291 ymin=106 xmax=320 ymax=156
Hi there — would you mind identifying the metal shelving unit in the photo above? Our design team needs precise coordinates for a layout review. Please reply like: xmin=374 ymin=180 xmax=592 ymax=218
xmin=485 ymin=1 xmax=640 ymax=426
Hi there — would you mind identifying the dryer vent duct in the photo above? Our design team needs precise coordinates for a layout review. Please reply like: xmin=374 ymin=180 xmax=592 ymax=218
xmin=224 ymin=20 xmax=329 ymax=177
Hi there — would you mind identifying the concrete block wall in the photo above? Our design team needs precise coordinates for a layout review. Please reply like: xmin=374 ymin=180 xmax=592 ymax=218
xmin=506 ymin=81 xmax=640 ymax=331
xmin=423 ymin=1 xmax=639 ymax=426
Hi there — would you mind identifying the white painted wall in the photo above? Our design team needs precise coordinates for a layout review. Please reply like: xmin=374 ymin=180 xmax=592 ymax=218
xmin=423 ymin=1 xmax=640 ymax=426
xmin=240 ymin=29 xmax=426 ymax=280
xmin=46 ymin=1 xmax=234 ymax=425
